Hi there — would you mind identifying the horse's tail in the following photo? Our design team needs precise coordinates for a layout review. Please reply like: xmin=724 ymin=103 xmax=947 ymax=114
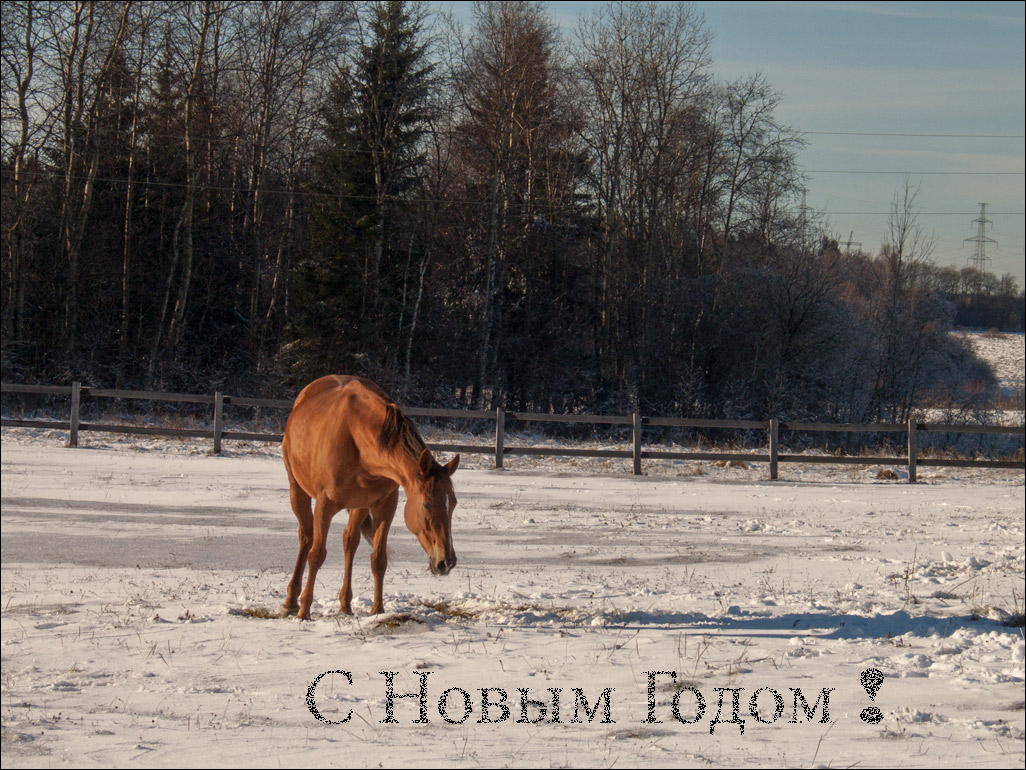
xmin=359 ymin=514 xmax=392 ymax=559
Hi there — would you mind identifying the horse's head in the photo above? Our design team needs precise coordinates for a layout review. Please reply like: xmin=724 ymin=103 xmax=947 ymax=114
xmin=405 ymin=449 xmax=460 ymax=575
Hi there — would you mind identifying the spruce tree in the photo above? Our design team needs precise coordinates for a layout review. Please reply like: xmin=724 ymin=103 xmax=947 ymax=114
xmin=287 ymin=1 xmax=434 ymax=385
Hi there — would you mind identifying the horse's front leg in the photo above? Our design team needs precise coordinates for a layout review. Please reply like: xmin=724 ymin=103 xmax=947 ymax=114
xmin=339 ymin=508 xmax=370 ymax=614
xmin=369 ymin=490 xmax=399 ymax=615
xmin=298 ymin=497 xmax=340 ymax=620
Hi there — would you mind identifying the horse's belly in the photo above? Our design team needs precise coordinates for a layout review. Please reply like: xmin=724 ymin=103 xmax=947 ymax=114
xmin=322 ymin=476 xmax=397 ymax=509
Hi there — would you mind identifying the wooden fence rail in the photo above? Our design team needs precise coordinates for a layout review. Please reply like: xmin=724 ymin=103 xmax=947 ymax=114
xmin=2 ymin=382 xmax=1023 ymax=482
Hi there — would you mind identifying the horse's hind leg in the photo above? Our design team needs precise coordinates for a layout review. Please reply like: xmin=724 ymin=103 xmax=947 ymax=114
xmin=284 ymin=478 xmax=313 ymax=614
xmin=339 ymin=508 xmax=370 ymax=614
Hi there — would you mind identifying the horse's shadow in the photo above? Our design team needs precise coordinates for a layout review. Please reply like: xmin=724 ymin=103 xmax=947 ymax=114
xmin=603 ymin=607 xmax=1015 ymax=640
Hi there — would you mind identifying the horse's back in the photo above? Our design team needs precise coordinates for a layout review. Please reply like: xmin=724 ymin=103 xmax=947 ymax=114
xmin=289 ymin=374 xmax=381 ymax=418
xmin=283 ymin=375 xmax=387 ymax=496
xmin=290 ymin=373 xmax=353 ymax=405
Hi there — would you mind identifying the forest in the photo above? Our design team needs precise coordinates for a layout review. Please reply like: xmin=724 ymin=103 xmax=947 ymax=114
xmin=2 ymin=0 xmax=1022 ymax=423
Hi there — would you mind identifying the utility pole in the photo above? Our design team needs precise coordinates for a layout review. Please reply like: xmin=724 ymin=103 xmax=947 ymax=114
xmin=964 ymin=202 xmax=997 ymax=270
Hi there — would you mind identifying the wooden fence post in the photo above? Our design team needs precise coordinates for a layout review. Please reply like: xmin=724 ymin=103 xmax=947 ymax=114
xmin=632 ymin=412 xmax=642 ymax=475
xmin=769 ymin=418 xmax=779 ymax=480
xmin=494 ymin=407 xmax=505 ymax=469
xmin=213 ymin=391 xmax=224 ymax=455
xmin=69 ymin=381 xmax=81 ymax=447
xmin=907 ymin=418 xmax=917 ymax=484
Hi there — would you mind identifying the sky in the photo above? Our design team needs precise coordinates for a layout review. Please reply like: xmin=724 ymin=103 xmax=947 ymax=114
xmin=435 ymin=1 xmax=1026 ymax=288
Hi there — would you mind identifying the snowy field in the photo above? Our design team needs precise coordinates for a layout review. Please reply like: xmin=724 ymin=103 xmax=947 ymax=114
xmin=955 ymin=331 xmax=1025 ymax=399
xmin=2 ymin=331 xmax=1024 ymax=767
xmin=2 ymin=426 xmax=1023 ymax=768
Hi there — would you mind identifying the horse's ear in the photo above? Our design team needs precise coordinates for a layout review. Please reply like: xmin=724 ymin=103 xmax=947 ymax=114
xmin=445 ymin=454 xmax=460 ymax=476
xmin=418 ymin=448 xmax=433 ymax=477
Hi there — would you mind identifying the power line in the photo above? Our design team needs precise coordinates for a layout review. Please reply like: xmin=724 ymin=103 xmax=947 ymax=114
xmin=3 ymin=169 xmax=1022 ymax=220
xmin=800 ymin=130 xmax=1024 ymax=139
xmin=822 ymin=211 xmax=1025 ymax=216
xmin=805 ymin=170 xmax=1023 ymax=176
xmin=44 ymin=123 xmax=1026 ymax=143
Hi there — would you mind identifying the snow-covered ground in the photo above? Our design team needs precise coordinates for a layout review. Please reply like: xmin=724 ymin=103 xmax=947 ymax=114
xmin=3 ymin=330 xmax=1024 ymax=767
xmin=955 ymin=330 xmax=1026 ymax=401
xmin=2 ymin=427 xmax=1023 ymax=768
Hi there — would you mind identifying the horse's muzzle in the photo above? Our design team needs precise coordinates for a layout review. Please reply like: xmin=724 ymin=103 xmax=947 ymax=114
xmin=430 ymin=555 xmax=456 ymax=575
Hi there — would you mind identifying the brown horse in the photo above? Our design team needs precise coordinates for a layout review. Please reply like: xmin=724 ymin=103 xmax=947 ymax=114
xmin=281 ymin=375 xmax=459 ymax=618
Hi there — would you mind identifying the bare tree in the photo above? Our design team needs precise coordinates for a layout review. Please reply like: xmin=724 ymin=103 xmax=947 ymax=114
xmin=148 ymin=0 xmax=221 ymax=384
xmin=229 ymin=1 xmax=353 ymax=361
xmin=116 ymin=1 xmax=165 ymax=380
xmin=453 ymin=0 xmax=570 ymax=407
xmin=2 ymin=1 xmax=64 ymax=344
xmin=575 ymin=0 xmax=711 ymax=404
xmin=53 ymin=1 xmax=133 ymax=356
xmin=864 ymin=178 xmax=940 ymax=421
xmin=717 ymin=73 xmax=805 ymax=265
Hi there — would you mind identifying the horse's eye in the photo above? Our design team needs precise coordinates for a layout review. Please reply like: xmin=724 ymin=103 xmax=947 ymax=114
xmin=423 ymin=501 xmax=434 ymax=512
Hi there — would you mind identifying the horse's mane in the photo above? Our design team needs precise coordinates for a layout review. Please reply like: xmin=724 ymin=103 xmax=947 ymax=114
xmin=377 ymin=402 xmax=427 ymax=459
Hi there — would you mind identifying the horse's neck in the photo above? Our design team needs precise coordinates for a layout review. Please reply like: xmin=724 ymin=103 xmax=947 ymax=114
xmin=368 ymin=442 xmax=423 ymax=496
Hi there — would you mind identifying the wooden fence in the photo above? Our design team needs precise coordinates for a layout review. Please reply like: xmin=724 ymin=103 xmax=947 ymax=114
xmin=2 ymin=382 xmax=1023 ymax=482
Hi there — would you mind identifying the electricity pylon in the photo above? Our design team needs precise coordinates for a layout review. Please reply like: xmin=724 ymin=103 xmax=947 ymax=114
xmin=964 ymin=202 xmax=997 ymax=270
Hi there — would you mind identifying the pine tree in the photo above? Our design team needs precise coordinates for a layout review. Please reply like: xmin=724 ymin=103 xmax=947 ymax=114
xmin=287 ymin=1 xmax=434 ymax=385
